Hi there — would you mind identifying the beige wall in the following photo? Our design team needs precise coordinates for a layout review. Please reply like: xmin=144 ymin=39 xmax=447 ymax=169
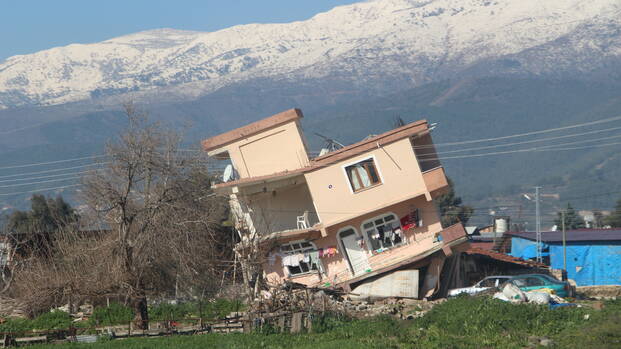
xmin=304 ymin=138 xmax=427 ymax=226
xmin=263 ymin=195 xmax=444 ymax=287
xmin=241 ymin=182 xmax=319 ymax=234
xmin=219 ymin=120 xmax=309 ymax=178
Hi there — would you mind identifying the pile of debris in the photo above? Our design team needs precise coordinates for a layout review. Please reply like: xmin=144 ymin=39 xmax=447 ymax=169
xmin=252 ymin=282 xmax=445 ymax=321
xmin=491 ymin=283 xmax=574 ymax=308
xmin=341 ymin=298 xmax=446 ymax=319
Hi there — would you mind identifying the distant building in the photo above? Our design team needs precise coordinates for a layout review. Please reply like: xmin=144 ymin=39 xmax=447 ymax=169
xmin=578 ymin=210 xmax=610 ymax=228
xmin=507 ymin=229 xmax=621 ymax=286
xmin=202 ymin=108 xmax=469 ymax=298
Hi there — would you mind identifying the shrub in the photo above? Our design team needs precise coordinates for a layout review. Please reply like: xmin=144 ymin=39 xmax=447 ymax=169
xmin=89 ymin=303 xmax=134 ymax=326
xmin=150 ymin=299 xmax=245 ymax=321
xmin=199 ymin=299 xmax=245 ymax=320
xmin=150 ymin=302 xmax=194 ymax=321
xmin=31 ymin=310 xmax=73 ymax=330
xmin=0 ymin=317 xmax=32 ymax=334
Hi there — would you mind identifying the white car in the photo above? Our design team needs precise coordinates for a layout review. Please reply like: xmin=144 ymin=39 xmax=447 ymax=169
xmin=448 ymin=276 xmax=512 ymax=297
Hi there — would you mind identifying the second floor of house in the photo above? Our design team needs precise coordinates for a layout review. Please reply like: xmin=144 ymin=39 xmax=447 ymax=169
xmin=203 ymin=108 xmax=450 ymax=235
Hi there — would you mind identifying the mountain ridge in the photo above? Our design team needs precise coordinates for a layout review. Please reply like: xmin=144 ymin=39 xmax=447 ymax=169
xmin=1 ymin=0 xmax=620 ymax=109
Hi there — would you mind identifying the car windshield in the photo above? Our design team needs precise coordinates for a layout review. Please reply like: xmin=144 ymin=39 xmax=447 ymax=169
xmin=478 ymin=278 xmax=497 ymax=287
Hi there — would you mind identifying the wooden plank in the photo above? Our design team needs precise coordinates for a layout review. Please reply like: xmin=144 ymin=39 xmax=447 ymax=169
xmin=15 ymin=335 xmax=47 ymax=343
xmin=290 ymin=312 xmax=303 ymax=334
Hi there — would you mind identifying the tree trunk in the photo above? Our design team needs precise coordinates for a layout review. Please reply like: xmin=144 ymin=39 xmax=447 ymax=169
xmin=131 ymin=292 xmax=149 ymax=330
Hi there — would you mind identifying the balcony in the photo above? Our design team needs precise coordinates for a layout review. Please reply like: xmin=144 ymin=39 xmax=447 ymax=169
xmin=440 ymin=222 xmax=468 ymax=244
xmin=260 ymin=224 xmax=323 ymax=245
xmin=422 ymin=166 xmax=449 ymax=196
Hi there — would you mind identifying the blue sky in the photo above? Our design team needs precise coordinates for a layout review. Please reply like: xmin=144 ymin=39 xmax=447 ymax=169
xmin=0 ymin=0 xmax=361 ymax=61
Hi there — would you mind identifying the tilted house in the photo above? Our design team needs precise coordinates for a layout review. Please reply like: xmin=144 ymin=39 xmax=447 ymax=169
xmin=202 ymin=108 xmax=469 ymax=298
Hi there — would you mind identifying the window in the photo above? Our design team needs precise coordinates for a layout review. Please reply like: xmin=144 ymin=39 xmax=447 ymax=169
xmin=280 ymin=241 xmax=320 ymax=276
xmin=362 ymin=213 xmax=403 ymax=251
xmin=345 ymin=158 xmax=381 ymax=192
xmin=525 ymin=277 xmax=545 ymax=287
xmin=478 ymin=278 xmax=497 ymax=288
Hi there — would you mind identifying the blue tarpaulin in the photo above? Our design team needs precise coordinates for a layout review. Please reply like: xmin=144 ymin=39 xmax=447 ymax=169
xmin=549 ymin=243 xmax=621 ymax=286
xmin=510 ymin=236 xmax=621 ymax=286
xmin=511 ymin=237 xmax=539 ymax=260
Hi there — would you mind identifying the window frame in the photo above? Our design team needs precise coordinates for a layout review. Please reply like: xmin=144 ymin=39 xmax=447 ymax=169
xmin=360 ymin=212 xmax=404 ymax=253
xmin=341 ymin=155 xmax=384 ymax=194
xmin=279 ymin=240 xmax=322 ymax=277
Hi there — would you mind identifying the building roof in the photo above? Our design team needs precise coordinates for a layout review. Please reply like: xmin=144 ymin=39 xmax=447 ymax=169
xmin=465 ymin=247 xmax=546 ymax=268
xmin=211 ymin=117 xmax=430 ymax=190
xmin=201 ymin=108 xmax=304 ymax=152
xmin=506 ymin=229 xmax=621 ymax=243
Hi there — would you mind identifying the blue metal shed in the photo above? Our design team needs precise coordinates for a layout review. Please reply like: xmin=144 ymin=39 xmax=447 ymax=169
xmin=507 ymin=229 xmax=621 ymax=286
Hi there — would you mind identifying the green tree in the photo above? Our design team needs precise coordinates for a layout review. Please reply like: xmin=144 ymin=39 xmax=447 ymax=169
xmin=6 ymin=194 xmax=77 ymax=234
xmin=554 ymin=203 xmax=585 ymax=230
xmin=605 ymin=198 xmax=621 ymax=228
xmin=435 ymin=178 xmax=474 ymax=227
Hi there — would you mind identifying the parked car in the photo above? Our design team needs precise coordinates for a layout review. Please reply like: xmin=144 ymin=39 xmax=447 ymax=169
xmin=508 ymin=274 xmax=570 ymax=297
xmin=448 ymin=276 xmax=512 ymax=297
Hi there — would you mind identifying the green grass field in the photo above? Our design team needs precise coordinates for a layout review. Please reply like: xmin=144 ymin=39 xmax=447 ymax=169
xmin=32 ymin=297 xmax=621 ymax=349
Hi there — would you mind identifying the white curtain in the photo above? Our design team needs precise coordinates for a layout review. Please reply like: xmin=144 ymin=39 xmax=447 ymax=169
xmin=355 ymin=165 xmax=371 ymax=187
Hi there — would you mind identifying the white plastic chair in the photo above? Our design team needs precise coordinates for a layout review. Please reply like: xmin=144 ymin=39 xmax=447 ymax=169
xmin=296 ymin=211 xmax=309 ymax=229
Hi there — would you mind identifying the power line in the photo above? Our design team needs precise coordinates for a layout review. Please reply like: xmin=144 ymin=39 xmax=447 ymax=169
xmin=0 ymin=155 xmax=107 ymax=170
xmin=0 ymin=162 xmax=109 ymax=179
xmin=421 ymin=126 xmax=621 ymax=156
xmin=0 ymin=184 xmax=82 ymax=196
xmin=0 ymin=170 xmax=96 ymax=183
xmin=419 ymin=140 xmax=621 ymax=162
xmin=414 ymin=114 xmax=621 ymax=149
xmin=0 ymin=176 xmax=82 ymax=189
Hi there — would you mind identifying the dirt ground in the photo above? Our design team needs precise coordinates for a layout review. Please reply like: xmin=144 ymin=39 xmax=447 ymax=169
xmin=576 ymin=285 xmax=621 ymax=299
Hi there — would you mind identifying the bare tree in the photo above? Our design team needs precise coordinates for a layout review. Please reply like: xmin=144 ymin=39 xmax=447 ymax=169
xmin=74 ymin=103 xmax=229 ymax=328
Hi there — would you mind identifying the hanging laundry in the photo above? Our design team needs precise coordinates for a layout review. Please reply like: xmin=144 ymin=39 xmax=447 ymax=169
xmin=318 ymin=247 xmax=338 ymax=258
xmin=282 ymin=254 xmax=301 ymax=267
xmin=324 ymin=246 xmax=338 ymax=257
xmin=302 ymin=252 xmax=310 ymax=263
xmin=309 ymin=250 xmax=323 ymax=274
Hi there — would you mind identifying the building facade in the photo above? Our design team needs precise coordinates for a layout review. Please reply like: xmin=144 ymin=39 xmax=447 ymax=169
xmin=202 ymin=108 xmax=468 ymax=297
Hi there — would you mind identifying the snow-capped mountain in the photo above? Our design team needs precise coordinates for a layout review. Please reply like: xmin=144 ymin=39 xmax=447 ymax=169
xmin=1 ymin=0 xmax=620 ymax=109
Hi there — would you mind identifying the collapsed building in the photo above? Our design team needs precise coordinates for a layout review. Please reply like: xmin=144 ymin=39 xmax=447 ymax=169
xmin=202 ymin=108 xmax=469 ymax=299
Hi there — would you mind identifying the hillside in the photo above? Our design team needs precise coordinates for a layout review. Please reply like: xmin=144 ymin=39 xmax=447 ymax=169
xmin=1 ymin=0 xmax=620 ymax=109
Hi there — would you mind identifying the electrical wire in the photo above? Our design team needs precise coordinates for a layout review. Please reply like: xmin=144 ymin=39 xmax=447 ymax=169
xmin=0 ymin=170 xmax=97 ymax=183
xmin=0 ymin=162 xmax=109 ymax=179
xmin=0 ymin=176 xmax=82 ymax=188
xmin=0 ymin=155 xmax=107 ymax=170
xmin=413 ymin=114 xmax=621 ymax=149
xmin=419 ymin=126 xmax=621 ymax=156
xmin=418 ymin=140 xmax=621 ymax=162
xmin=0 ymin=184 xmax=82 ymax=196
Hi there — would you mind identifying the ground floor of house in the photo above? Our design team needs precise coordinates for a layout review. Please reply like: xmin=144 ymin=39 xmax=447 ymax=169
xmin=261 ymin=195 xmax=469 ymax=298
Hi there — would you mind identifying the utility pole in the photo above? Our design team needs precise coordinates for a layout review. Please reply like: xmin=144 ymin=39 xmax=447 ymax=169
xmin=562 ymin=209 xmax=567 ymax=280
xmin=535 ymin=186 xmax=542 ymax=263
